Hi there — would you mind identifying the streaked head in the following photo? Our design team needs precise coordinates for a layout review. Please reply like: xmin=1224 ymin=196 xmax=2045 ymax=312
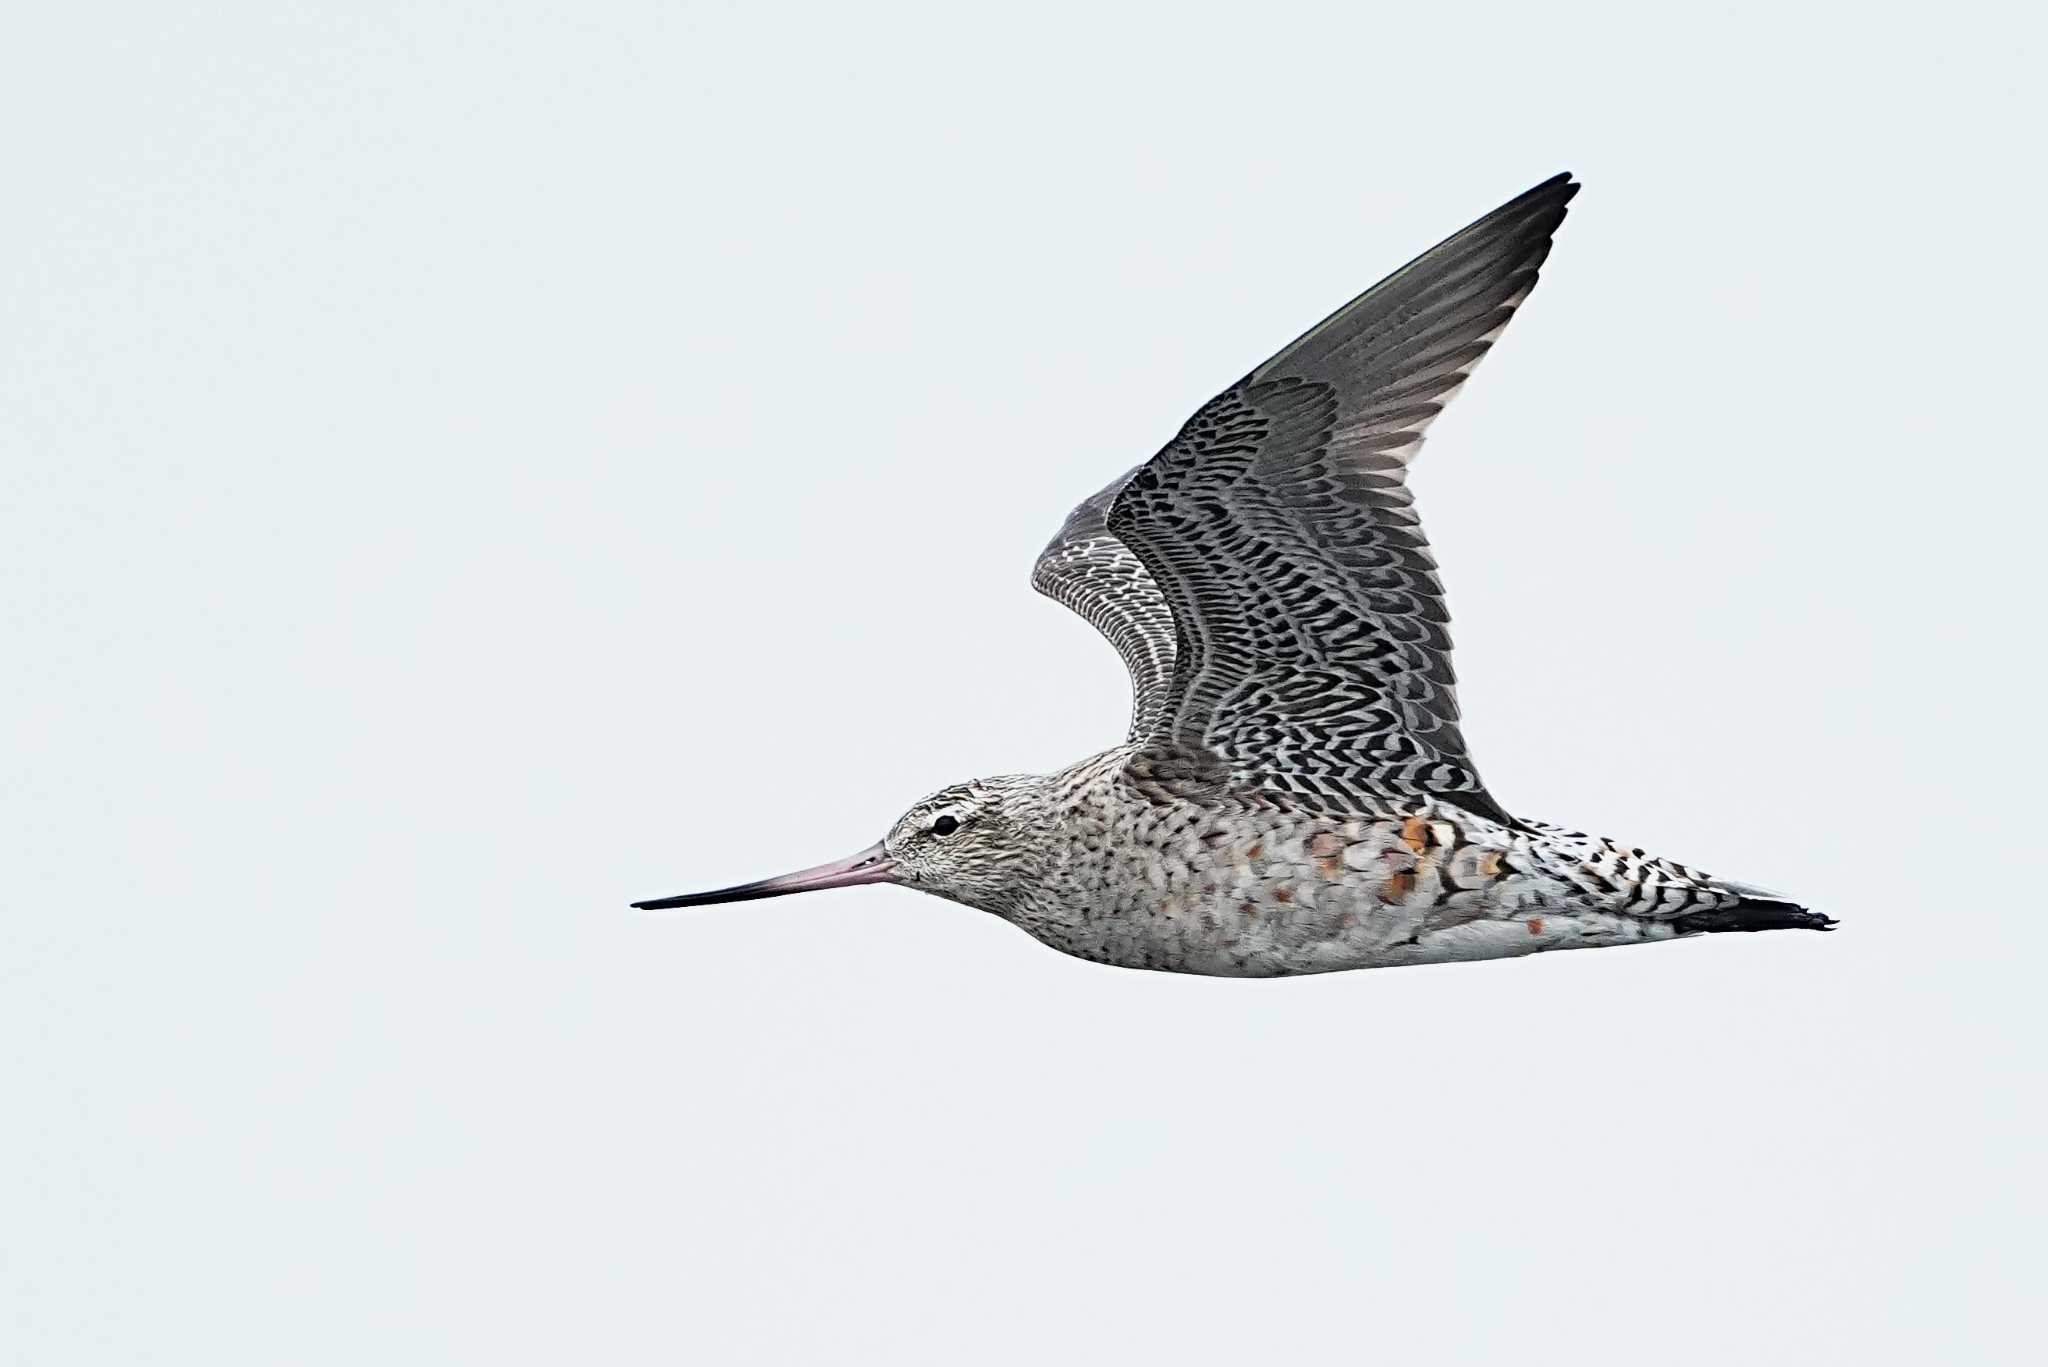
xmin=631 ymin=775 xmax=1047 ymax=917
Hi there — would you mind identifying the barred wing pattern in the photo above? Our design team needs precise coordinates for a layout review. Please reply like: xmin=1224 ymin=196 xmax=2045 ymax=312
xmin=1030 ymin=468 xmax=1178 ymax=740
xmin=1106 ymin=174 xmax=1579 ymax=822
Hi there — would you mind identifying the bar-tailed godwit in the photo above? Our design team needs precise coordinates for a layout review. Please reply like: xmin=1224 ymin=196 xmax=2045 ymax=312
xmin=634 ymin=174 xmax=1832 ymax=975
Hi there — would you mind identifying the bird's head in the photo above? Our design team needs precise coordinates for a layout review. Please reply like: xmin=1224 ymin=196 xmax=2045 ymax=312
xmin=632 ymin=775 xmax=1049 ymax=918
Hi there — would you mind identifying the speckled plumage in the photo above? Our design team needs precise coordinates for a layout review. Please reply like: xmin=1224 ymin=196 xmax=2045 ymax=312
xmin=635 ymin=173 xmax=1832 ymax=973
xmin=920 ymin=752 xmax=1781 ymax=978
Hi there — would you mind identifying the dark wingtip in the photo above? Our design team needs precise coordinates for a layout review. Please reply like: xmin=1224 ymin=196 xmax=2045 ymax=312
xmin=1518 ymin=170 xmax=1579 ymax=205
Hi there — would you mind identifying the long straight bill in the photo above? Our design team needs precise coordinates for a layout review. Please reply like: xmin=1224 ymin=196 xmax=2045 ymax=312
xmin=631 ymin=842 xmax=896 ymax=910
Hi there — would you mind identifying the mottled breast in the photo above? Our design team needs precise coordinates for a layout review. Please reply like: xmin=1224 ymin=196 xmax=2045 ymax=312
xmin=1031 ymin=780 xmax=1548 ymax=976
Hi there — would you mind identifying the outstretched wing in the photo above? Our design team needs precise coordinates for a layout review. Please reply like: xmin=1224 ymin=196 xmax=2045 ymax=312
xmin=1107 ymin=173 xmax=1579 ymax=822
xmin=1030 ymin=468 xmax=1178 ymax=739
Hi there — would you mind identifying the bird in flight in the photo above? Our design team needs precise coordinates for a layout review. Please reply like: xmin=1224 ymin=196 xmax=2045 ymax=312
xmin=635 ymin=174 xmax=1832 ymax=975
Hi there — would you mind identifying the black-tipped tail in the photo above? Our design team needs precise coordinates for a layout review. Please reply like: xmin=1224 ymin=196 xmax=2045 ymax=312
xmin=1672 ymin=897 xmax=1837 ymax=936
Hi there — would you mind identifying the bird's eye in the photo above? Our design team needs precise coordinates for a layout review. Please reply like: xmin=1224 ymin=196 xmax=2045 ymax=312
xmin=931 ymin=814 xmax=960 ymax=837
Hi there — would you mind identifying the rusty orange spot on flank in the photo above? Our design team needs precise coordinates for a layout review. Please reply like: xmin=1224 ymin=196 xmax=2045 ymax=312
xmin=1317 ymin=855 xmax=1344 ymax=881
xmin=1273 ymin=886 xmax=1293 ymax=904
xmin=1246 ymin=842 xmax=1264 ymax=861
xmin=1401 ymin=817 xmax=1429 ymax=854
xmin=1527 ymin=917 xmax=1545 ymax=936
xmin=1381 ymin=870 xmax=1416 ymax=903
xmin=1308 ymin=832 xmax=1343 ymax=858
xmin=1240 ymin=901 xmax=1259 ymax=919
xmin=1479 ymin=851 xmax=1504 ymax=879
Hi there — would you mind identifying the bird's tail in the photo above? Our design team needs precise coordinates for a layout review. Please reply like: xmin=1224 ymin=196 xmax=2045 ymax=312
xmin=1671 ymin=891 xmax=1836 ymax=936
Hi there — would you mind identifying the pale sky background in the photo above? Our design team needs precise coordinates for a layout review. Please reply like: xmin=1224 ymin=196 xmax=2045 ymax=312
xmin=4 ymin=3 xmax=2042 ymax=1364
